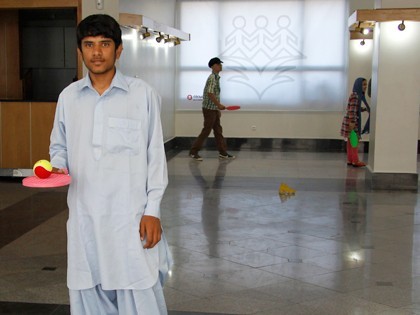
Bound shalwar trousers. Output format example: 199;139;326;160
346;140;360;164
190;108;227;155
69;280;167;315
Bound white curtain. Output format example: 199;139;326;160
176;0;348;111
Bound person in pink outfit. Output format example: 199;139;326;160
340;77;368;167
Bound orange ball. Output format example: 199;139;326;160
33;159;52;179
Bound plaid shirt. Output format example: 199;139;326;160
202;72;220;110
340;92;359;138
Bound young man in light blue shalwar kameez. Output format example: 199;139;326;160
49;14;172;315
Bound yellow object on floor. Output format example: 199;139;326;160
279;183;296;195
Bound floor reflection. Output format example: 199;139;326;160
188;159;232;257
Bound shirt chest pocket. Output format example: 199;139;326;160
106;117;141;155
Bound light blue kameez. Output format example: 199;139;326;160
50;70;172;313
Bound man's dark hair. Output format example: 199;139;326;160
77;14;122;50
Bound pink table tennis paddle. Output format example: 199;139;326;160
226;105;241;111
22;173;72;188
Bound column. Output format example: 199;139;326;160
366;1;420;190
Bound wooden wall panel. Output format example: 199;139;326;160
6;11;22;99
0;0;80;169
0;102;2;166
30;102;56;164
1;102;31;168
0;10;22;100
0;14;6;98
0;0;78;9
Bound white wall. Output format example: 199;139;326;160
348;40;373;94
80;0;379;142
368;0;420;172
348;0;374;97
175;0;377;140
177;110;343;139
350;0;374;11
380;0;420;8
82;0;177;142
368;20;420;173
82;0;119;20
118;0;177;142
83;0;419;143
119;0;175;23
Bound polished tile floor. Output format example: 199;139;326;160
1;149;420;314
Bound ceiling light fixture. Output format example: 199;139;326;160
155;32;164;43
398;20;405;31
140;28;151;39
119;14;191;47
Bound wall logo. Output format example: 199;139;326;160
187;94;203;101
221;15;306;99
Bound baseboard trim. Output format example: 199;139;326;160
169;137;354;152
366;168;418;191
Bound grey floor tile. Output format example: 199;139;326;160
2;150;420;314
255;278;339;304
350;285;418;308
216;268;290;289
261;261;332;281
301;293;395;314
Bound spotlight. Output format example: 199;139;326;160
166;38;181;47
360;39;365;46
362;28;370;35
156;33;164;43
140;28;151;40
398;20;405;31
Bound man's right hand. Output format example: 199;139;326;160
52;167;66;174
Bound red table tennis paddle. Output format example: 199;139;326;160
23;173;72;188
226;105;241;111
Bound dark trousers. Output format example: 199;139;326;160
190;108;227;155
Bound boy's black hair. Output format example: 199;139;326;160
77;14;122;50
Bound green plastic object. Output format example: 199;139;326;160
349;130;358;148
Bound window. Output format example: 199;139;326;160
176;0;348;111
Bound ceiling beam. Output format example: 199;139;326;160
349;8;420;29
0;0;78;9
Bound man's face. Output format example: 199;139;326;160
212;63;222;73
78;36;123;75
